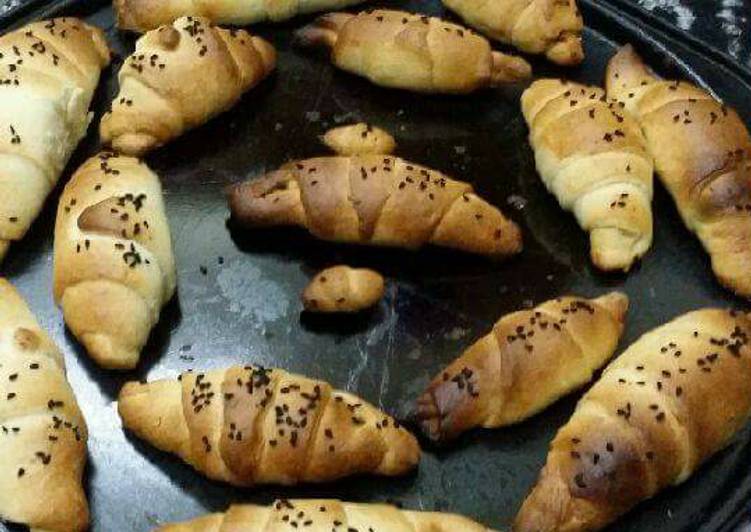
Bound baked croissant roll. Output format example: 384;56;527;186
322;122;396;155
302;265;385;312
0;279;89;531
522;79;654;271
227;155;522;258
295;10;532;94
156;500;490;531
417;292;628;443
118;365;420;486
100;16;276;156
115;0;368;32
53;153;177;370
605;45;751;297
0;18;110;263
442;0;584;65
514;307;751;531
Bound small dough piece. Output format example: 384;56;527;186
302;265;385;312
322;123;396;155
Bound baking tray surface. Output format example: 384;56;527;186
2;0;751;530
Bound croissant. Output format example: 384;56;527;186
118;364;421;486
0;279;88;531
0;18;110;263
605;45;751;297
100;16;276;156
156;500;491;531
514;307;751;531
322;122;396;155
302;265;385;312
115;0;368;32
227;155;522;258
295;10;532;94
417;292;628;443
53;152;177;370
442;0;584;65
522;79;654;271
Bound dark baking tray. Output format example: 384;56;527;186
2;0;751;530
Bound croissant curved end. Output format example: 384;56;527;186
592;291;629;325
490;52;532;85
107;131;162;158
251;36;277;75
0;239;8;263
80;332;140;370
293;13;354;49
590;227;650;273
415;385;452;443
545;33;584;66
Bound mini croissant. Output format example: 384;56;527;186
605;45;751;297
53;153;177;369
228;155;522;258
157;500;491;531
295;9;531;93
118;364;421;486
302;265;385;312
0;18;110;263
100;16;276;156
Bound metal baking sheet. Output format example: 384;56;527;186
2;0;751;530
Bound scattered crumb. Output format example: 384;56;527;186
507;194;528;210
445;327;469;340
305;111;321;122
546;274;554;281
274;122;283;132
454;145;467;155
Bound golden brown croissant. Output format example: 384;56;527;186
417;292;628;443
302;265;385;312
53;153;177;369
100;16;275;156
0;18;110;263
114;0;368;32
118;364;421;486
227;155;522;258
442;0;584;65
515;308;751;531
605;45;751;297
156;500;491;531
295;9;532;94
0;279;88;531
522;79;654;271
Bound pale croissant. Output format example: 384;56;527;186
0;18;109;263
295;10;532;94
156;500;491;531
417;292;628;442
605;45;751;297
100;16;275;156
0;279;88;531
522;79;654;271
118;364;420;486
227;155;522;258
115;0;368;32
53;153;177;370
515;308;751;531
